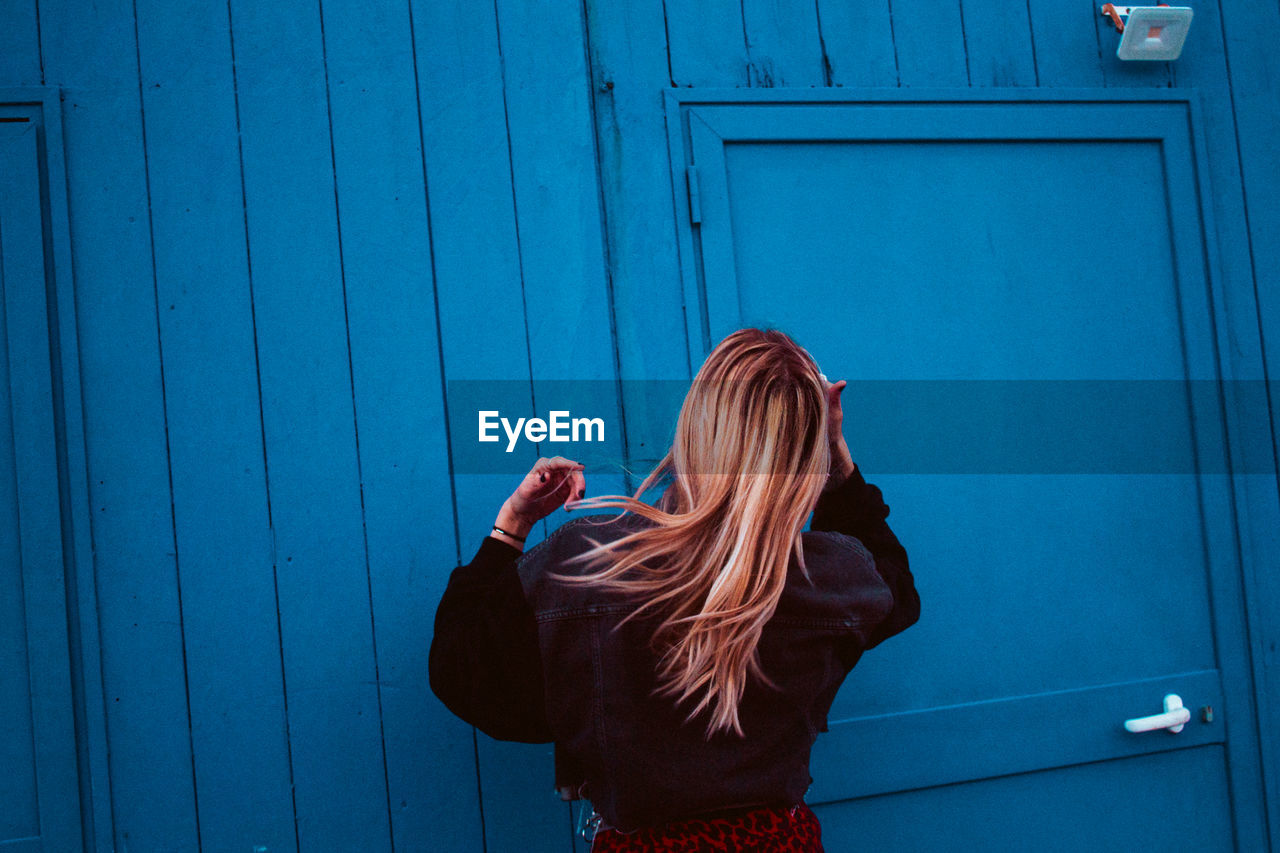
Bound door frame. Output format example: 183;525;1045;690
663;86;1277;850
1;87;111;852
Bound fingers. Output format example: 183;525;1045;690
825;378;846;409
826;381;848;447
564;468;587;509
533;455;585;474
529;456;586;510
532;455;585;483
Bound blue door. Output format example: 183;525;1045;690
662;91;1268;851
0;118;83;853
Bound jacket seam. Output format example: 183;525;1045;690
772;616;876;629
590;618;610;808
809;529;873;560
537;603;639;622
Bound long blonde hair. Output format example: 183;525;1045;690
548;328;832;740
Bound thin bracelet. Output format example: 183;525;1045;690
492;525;526;543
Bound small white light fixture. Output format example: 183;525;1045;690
1100;4;1194;60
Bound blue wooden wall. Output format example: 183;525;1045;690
1;0;1276;850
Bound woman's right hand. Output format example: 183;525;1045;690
503;456;587;528
823;377;856;485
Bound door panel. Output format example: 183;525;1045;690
816;745;1232;853
665;92;1264;851
725;137;1189;379
0;118;83;853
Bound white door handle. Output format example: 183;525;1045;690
1124;693;1190;733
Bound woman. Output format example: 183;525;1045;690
430;328;920;851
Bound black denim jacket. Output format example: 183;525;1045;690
429;465;919;833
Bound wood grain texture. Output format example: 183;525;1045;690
1027;0;1105;87
410;2;537;847
1173;1;1280;841
318;0;475;848
478;0;618;848
132;4;296;849
960;0;1036;86
38;2;198;849
227;0;393;847
0;0;1276;849
585;0;695;515
0;0;40;84
0;116;83;853
888;0;969;87
0;87;116;853
665;0;748;88
741;0;825;87
815;0;899;88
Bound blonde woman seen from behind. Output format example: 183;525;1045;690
430;328;921;851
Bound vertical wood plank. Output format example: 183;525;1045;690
408;0;538;539
25;89;117;853
889;0;969;87
664;0;748;87
1;118;84;853
1175;2;1280;845
584;0;696;502
22;0;1279;848
38;1;198;850
1027;0;1105;87
0;254;36;836
0;0;41;84
477;0;632;848
1203;0;1280;385
740;0;825;86
131;4;297;850
227;0;393;847
959;0;1036;86
815;0;898;88
498;0;620;391
317;0;478;848
408;0;536;847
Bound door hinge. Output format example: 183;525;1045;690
686;165;702;225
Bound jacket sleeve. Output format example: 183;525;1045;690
810;464;921;654
428;535;554;743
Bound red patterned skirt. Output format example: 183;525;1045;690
589;802;823;852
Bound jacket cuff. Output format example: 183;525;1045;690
811;464;885;531
830;462;868;495
474;535;523;567
816;463;868;510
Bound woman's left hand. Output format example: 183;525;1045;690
822;378;855;487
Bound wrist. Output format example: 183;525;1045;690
496;501;536;539
826;446;856;489
832;441;854;472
